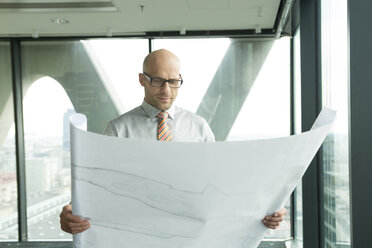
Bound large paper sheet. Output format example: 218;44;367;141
70;108;336;248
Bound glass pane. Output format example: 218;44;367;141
154;37;291;240
23;76;75;240
21;39;148;240
321;0;350;247
81;39;149;112
227;38;290;141
228;38;291;239
153;38;231;113
293;28;303;244
0;42;18;241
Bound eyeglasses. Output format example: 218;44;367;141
143;72;183;88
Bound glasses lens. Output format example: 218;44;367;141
168;80;182;88
151;78;165;87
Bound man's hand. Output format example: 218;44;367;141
261;208;287;229
60;204;90;234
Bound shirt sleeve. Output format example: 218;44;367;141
102;121;118;137
202;120;215;142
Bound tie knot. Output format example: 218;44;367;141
156;111;169;120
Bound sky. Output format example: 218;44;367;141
23;77;74;138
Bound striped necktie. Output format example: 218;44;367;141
156;111;173;142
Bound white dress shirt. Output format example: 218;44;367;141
103;100;215;142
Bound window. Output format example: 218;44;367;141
3;37;292;246
155;37;292;240
0;42;18;241
20;40;148;240
293;27;303;245
153;38;230;114
81;39;149;112
321;0;350;247
228;38;290;142
228;37;291;240
23;77;75;240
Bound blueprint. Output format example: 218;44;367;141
70;108;336;248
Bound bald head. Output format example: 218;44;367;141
143;49;180;75
139;49;181;111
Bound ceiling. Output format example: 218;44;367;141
0;0;283;37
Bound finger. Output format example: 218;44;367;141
60;216;89;231
262;219;280;226
280;208;288;215
62;204;84;222
262;220;278;229
267;216;284;222
62;204;72;213
266;225;278;229
266;221;280;226
61;221;90;234
63;212;87;223
61;225;72;234
270;208;287;218
69;224;91;234
264;215;283;222
62;219;90;228
262;220;280;227
275;208;287;217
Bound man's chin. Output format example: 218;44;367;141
156;102;172;111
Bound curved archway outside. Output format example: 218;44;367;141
23;76;75;240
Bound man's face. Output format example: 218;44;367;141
139;55;180;111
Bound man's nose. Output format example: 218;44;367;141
160;81;171;92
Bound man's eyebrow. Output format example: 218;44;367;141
152;75;180;80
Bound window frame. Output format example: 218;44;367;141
1;34;295;247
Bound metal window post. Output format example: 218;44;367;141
348;0;372;246
299;0;323;247
10;39;28;241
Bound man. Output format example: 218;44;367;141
60;49;287;234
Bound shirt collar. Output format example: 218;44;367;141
141;100;176;120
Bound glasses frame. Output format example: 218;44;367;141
142;72;183;88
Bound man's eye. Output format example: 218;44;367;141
152;79;164;83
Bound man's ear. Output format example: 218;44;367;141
139;73;145;86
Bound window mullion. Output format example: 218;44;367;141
10;39;28;241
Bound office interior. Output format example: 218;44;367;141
0;0;371;247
